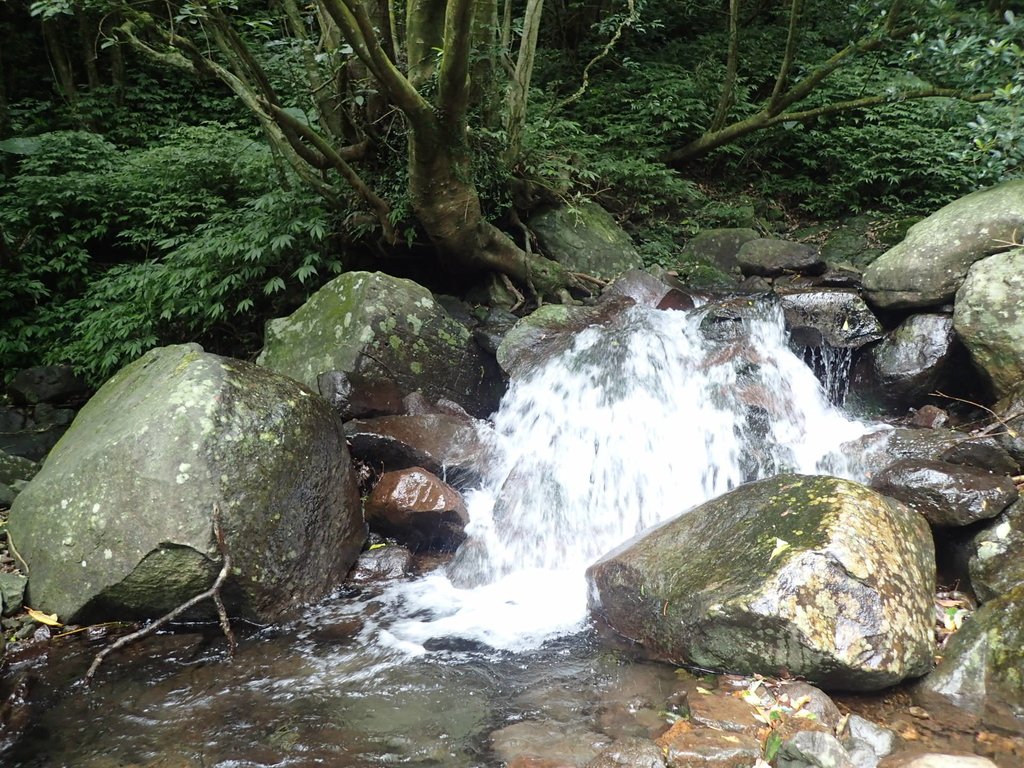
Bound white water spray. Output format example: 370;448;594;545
383;301;870;652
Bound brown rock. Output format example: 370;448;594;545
365;467;469;552
654;720;761;767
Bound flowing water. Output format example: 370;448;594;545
4;300;878;767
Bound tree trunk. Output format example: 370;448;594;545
408;124;570;296
42;19;77;105
407;0;447;88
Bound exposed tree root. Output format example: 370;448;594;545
83;510;236;685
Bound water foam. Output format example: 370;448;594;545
378;301;871;652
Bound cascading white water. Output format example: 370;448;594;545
381;300;871;653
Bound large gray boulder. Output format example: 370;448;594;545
953;247;1024;398
529;200;643;280
863;180;1024;309
7;344;365;623
257;271;503;418
684;227;760;275
587;475;935;691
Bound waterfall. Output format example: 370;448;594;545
381;301;871;653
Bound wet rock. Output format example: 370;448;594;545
914;583;1024;722
317;370;405;420
869;459;1017;527
953;247;1024;397
858;314;958;407
0;407;25;432
864;180;1024;309
678;681;762;735
344;413;488;488
991;383;1024;464
737;238;826;278
777;290;883;349
654;720;761;767
0;572;27;616
0;450;38;488
347;543;413;584
908;406;948;430
684;228;760;275
473;306;520;356
842;715;897;766
938;439;1019;476
777;682;844;731
603;269;687;309
496;296;635;379
696;295;773;343
6;344;365;623
7;365;90;406
881;754;997;768
777;730;856;768
257;271;504;418
849;428;963;477
530;200;643;280
585;737;666;768
364;467;469;552
587;475;935;691
814;265;864;288
967;499;1024;602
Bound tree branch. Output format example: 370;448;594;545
710;0;740;131
83;511;236;685
768;0;803;111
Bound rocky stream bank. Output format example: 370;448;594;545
2;181;1024;767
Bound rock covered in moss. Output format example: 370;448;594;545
587;475;935;691
736;238;825;278
968;499;1024;603
7;344;364;623
953;247;1024;398
257;271;503;418
529;200;643;280
864;180;1024;309
915;583;1024;721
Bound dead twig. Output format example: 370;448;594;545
929;390;1019;439
83;509;236;685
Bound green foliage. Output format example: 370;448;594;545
747;65;986;215
0;124;339;383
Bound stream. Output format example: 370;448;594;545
3;300;993;767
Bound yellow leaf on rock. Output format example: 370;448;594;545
26;608;63;627
769;538;791;561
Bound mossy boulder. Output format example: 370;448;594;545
915;583;1024;721
587;475;935;691
968;499;1024;603
863;180;1024;309
683;227;760;275
953;248;1024;398
257;271;503;418
529;201;643;280
7;344;364;623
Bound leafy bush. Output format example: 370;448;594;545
0;124;338;383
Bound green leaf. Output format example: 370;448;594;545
763;730;783;762
0;137;42;155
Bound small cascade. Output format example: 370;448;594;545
382;300;871;652
801;344;855;405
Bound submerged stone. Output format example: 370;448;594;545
587;475;935;691
6;344;364;623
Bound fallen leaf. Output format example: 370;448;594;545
26;607;62;627
769;538;791;561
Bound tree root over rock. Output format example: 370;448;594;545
83;510;236;685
